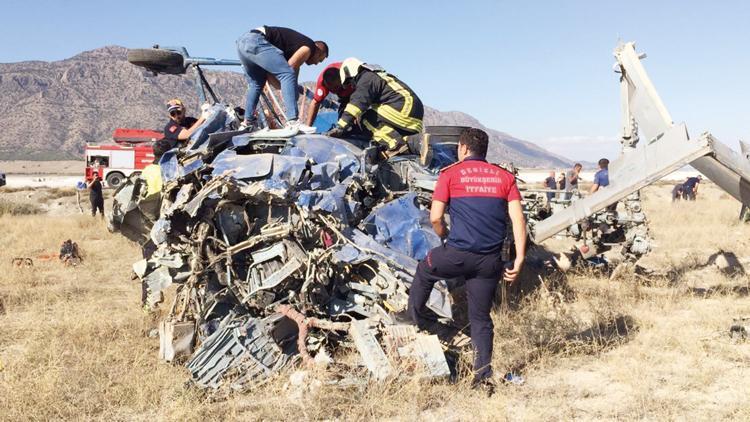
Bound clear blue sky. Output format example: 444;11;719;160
2;0;749;161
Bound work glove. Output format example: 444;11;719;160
323;127;346;138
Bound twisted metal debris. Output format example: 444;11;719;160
109;114;458;390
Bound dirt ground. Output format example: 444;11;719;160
1;184;749;420
1;160;82;175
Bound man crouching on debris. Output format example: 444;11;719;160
408;127;527;391
324;58;423;156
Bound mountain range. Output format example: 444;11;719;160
0;46;572;167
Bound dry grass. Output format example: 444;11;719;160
41;187;77;201
0;186;36;194
1;184;750;420
0;200;43;216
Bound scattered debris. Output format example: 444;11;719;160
11;257;33;268
502;372;525;385
59;239;82;267
730;317;750;341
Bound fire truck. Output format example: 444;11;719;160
85;128;163;188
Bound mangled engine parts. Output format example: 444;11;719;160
109;132;456;390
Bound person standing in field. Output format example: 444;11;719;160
87;173;104;217
544;171;557;202
564;163;582;200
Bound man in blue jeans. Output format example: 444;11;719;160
236;26;328;131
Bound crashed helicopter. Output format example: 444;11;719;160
108;42;750;390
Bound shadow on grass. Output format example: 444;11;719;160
658;250;747;285
505;314;639;375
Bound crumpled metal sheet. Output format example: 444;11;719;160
159;150;206;184
297;183;350;220
186;104;233;152
211;151;274;179
186;314;297;390
282;135;363;179
363;193;441;261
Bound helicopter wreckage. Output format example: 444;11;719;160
108;42;750;389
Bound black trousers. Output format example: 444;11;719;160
90;196;104;216
408;244;503;381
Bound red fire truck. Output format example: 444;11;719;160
85;128;164;188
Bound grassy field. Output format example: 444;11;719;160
1;184;749;420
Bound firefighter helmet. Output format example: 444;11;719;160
339;57;364;84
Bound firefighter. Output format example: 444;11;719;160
305;62;355;127
407;128;527;393
163;99;205;148
323;58;424;154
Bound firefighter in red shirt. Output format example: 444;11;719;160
408;128;527;392
305;62;355;127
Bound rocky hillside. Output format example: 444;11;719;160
0;46;571;167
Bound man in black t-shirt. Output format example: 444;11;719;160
87;173;104;217
236;26;328;131
163;99;204;148
682;175;702;200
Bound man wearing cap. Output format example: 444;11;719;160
163;99;205;148
305;62;355;127
236;26;328;131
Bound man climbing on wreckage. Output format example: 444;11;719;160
236;25;328;132
408;128;527;393
163;98;205;148
323;57;424;157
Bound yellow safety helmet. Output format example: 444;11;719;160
339;57;364;84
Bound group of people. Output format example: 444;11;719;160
236;26;424;153
543;158;610;204
160;26;425;155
